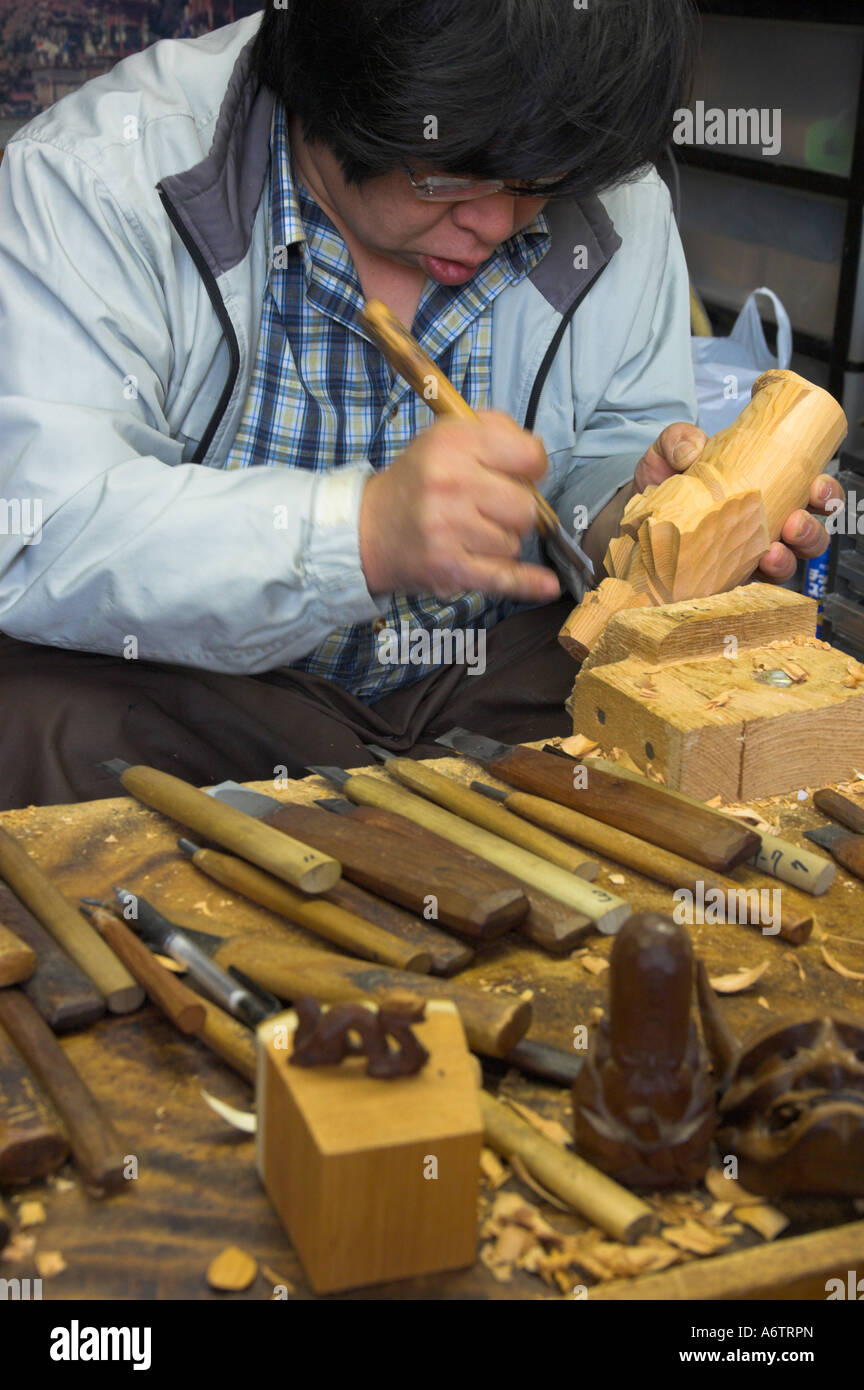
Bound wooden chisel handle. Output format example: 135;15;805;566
326;878;474;976
197;999;256;1085
383;758;599;879
265;801;525;937
184;844;431;973
335;772;631;933
0;826;143;1013
826;833;864;882
483;745;759;873
334;802;594;953
0;990;125;1194
0;884;105;1031
814;789;864;837
361;299;558;542
0;924;35;986
209;940;532;1059
87;908;206;1034
115;763;341;894
0;1021;69;1185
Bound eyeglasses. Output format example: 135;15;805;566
405;166;564;202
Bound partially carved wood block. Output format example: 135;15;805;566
566;585;864;799
696;964;864;1197
572;913;715;1189
560;370;848;661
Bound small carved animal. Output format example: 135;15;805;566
290;992;429;1079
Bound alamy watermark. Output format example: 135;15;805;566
673;101;782;158
376;619;487;676
673;882;782;936
0;497;42;545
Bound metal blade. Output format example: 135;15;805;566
315;798;356;816
542;525;595;591
470;781;509;804
307;766;351;787
434;728;514;762
804;826;849;852
99;758;132;778
366;745;396;763
204;779;282;818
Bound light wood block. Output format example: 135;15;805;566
256;1001;482;1293
567;585;864;799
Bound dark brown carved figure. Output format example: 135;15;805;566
290;992;430;1079
572;913;716;1188
696;962;864;1196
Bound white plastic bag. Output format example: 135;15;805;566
691;288;792;434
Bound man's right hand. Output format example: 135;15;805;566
358;410;562;602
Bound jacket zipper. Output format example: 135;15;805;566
157;183;241;464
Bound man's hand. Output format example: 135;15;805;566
634;422;845;584
359;411;562;601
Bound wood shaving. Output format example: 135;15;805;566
509;1155;573;1212
608;873;627;886
48;1177;75;1194
610;747;642;773
479;1241;516;1283
480;1147;509;1190
582;954;610;977
504;1099;571;1148
0;1233;36;1262
590;1006;605;1024
708;961;770;994
192;900;214;917
720;805;779;835
704;1169;764;1206
35;1250;67;1278
705;690;734;710
705;795;724;808
206;1245;258;1292
662;1220;733;1255
482;1192;564;1244
757;996;771;1010
734;1205;789;1241
550;733;600;758
16;1200;46;1228
785;951;806;982
777;662;809;684
821;945;864;981
261;1264;295;1293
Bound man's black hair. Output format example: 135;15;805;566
251;0;697;199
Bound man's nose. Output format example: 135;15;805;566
451;193;517;248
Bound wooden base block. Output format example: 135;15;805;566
256;1002;482;1294
567;586;864;800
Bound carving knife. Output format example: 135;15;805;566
202;781;527;938
307;766;631;934
317;798;596;954
360;299;595;592
434;728;760;874
803;825;864;883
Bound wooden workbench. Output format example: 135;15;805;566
1;757;863;1301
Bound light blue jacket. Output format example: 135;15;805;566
0;14;696;674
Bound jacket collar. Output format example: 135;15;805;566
159;35;621;305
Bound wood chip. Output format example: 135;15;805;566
261;1264;295;1293
608;873;627;886
610;748;642;773
206;1246;258;1292
705;690;734;710
785;951;806;983
479;1241;515;1283
704;1168;763;1206
582;954;610;977
480;1147;509;1190
757;996;771;1010
491;1224;537;1266
821;945;864;981
35;1250;67;1278
705;795;724;808
504;1098;571;1148
552;733;600;758
509;1155;573;1212
734;1205;789;1241
590;1006;605;1024
662;1220;732;1255
708;962;770;994
0;1232;36;1262
720;805;779;835
17;1200;46;1228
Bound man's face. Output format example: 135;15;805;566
295;130;548;285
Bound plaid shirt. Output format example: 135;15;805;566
226;104;551;699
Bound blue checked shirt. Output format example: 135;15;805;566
226;104;552;699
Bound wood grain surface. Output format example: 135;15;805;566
1;758;863;1300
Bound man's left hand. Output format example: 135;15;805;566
634;422;844;584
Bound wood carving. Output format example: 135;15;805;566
696;962;864;1197
560;370;848;660
572;913;715;1188
289;993;430;1079
566;585;864;800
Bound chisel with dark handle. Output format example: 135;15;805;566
320;799;595;953
813;789;864;838
0;884;105;1031
436;729;760;873
804;825;864;883
308;767;631;933
158;929;531;1060
0;1021;70;1185
324;877;474;976
262;800;526;938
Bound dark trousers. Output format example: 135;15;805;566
0;600;578;809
